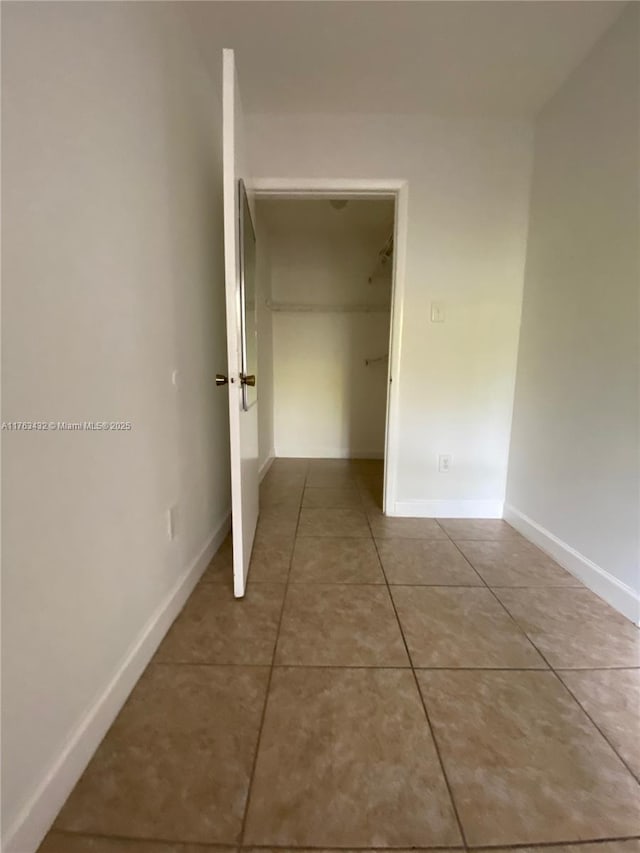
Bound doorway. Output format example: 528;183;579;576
253;179;408;515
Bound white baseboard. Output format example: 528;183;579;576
504;504;640;626
392;499;504;519
258;451;275;482
3;510;232;853
274;448;384;460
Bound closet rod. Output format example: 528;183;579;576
368;233;394;284
365;353;389;366
267;300;390;314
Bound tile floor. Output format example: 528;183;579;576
40;458;640;853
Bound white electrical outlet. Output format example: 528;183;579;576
438;454;452;473
167;505;178;540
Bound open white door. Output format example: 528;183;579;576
222;48;259;598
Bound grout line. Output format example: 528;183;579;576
246;844;640;852
292;580;484;589
444;537;552;665
553;665;640;671
441;535;527;543
469;836;640;851
210;579;589;591
153;660;272;668
552;673;640;784
237;459;309;846
286;581;483;588
153;660;576;672
383;582;487;588
478;584;585;589
363;500;470;851
262;471;640;828
51;825;640;851
169;481;640;835
445;536;640;786
154;661;556;671
52;466;639;850
50;827;236;849
241;846;464;851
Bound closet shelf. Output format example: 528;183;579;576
267;300;390;314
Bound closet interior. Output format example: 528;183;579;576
256;197;395;464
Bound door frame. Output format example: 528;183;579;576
253;177;408;516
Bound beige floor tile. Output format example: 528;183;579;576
259;484;303;509
55;664;268;844
275;584;409;666
370;516;447;540
306;470;358;487
417;670;640;846
297;507;371;538
155;583;284;665
263;462;308;488
355;473;384;492
354;459;383;472
359;491;385;510
558;668;640;778
309;458;353;469
244;667;462;847
306;461;357;484
456;539;578;587
290;537;385;584
248;537;293;582
377;539;483;585
254;516;297;546
438;518;521;541
365;504;384;517
349;458;384;474
358;483;384;511
258;504;300;524
494;587;640;668
200;534;232;584
270;457;309;472
392;587;545;668
39;833;229;852
302;487;362;508
261;473;306;491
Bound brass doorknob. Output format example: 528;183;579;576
240;374;256;387
216;374;228;386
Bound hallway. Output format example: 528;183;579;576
39;458;639;852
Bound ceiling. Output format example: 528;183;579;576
257;198;395;239
187;1;626;117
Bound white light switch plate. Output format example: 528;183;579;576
431;302;445;323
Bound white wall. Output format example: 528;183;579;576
256;224;275;470
505;6;640;622
248;115;533;515
1;3;230;849
259;199;393;458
